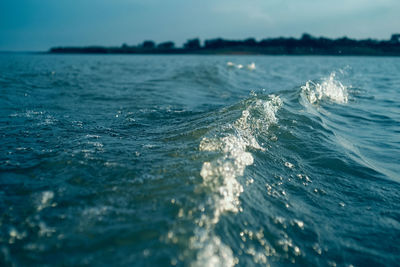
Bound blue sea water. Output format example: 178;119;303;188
0;54;399;266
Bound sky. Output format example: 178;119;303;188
0;0;399;51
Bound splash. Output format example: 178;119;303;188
226;62;256;70
199;95;282;222
301;72;348;104
191;95;282;266
247;62;256;70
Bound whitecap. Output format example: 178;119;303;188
247;62;256;70
191;94;283;266
301;72;348;104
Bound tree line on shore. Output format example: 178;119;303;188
50;33;400;55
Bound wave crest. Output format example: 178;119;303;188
192;94;282;266
301;72;348;104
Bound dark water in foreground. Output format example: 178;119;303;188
0;54;399;266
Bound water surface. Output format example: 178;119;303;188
1;54;399;266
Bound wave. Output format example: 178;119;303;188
301;72;348;105
170;69;393;266
2;55;399;267
191;95;282;266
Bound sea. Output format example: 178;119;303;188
0;54;399;266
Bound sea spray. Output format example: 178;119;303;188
301;72;348;104
2;55;399;267
190;95;282;266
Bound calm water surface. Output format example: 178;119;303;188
0;54;399;266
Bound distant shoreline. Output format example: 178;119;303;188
49;33;400;56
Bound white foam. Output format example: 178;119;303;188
247;62;256;70
191;231;237;267
226;62;256;71
199;95;282;220
192;95;283;266
301;72;348;104
285;162;294;169
37;191;54;211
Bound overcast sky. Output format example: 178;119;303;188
1;0;399;51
